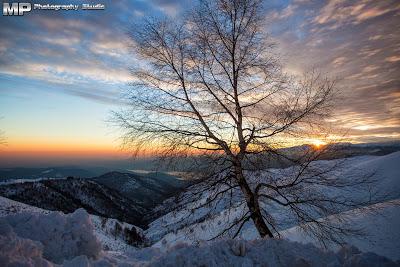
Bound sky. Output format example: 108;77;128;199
0;0;399;167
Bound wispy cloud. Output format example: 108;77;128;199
313;0;399;28
268;0;400;142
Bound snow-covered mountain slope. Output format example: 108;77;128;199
146;152;400;254
91;171;187;211
340;151;400;196
0;178;149;226
0;152;399;266
90;215;146;252
0;171;188;227
281;199;400;261
1;204;398;266
0;196;145;252
133;239;400;267
0;195;49;216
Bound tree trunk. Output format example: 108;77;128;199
234;164;274;238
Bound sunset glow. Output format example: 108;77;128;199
310;140;327;149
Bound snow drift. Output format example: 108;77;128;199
0;208;102;265
140;239;399;267
0;225;53;267
1;207;399;266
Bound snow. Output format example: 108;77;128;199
90;214;145;252
0;227;54;267
0;196;144;254
139;238;399;267
0;208;102;263
282;199;400;261
0;195;50;216
147;152;400;254
0;152;399;266
1;209;399;267
342;151;400;196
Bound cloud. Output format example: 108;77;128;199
355;6;396;22
0;5;136;100
313;0;400;29
149;0;184;17
89;32;130;58
385;56;400;62
268;4;296;21
358;47;381;57
267;0;400;142
331;57;346;67
60;85;128;106
0;61;131;85
368;35;383;41
0;0;399;143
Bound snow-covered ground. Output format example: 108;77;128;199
147;152;400;258
282;199;400;261
0;196;143;253
0;152;399;266
150;198;400;260
0;195;50;216
1;207;398;266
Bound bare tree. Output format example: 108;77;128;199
115;0;386;243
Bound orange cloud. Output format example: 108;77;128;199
385;56;400;63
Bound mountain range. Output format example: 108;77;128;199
0;171;188;227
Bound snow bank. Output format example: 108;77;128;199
0;208;102;264
0;207;398;266
282;199;400;261
0;196;144;253
137;238;399;267
0;221;53;267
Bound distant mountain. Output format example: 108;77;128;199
91;171;187;209
340;141;400;156
279;141;400;157
251;141;400;169
0;167;97;181
0;178;149;227
0;171;188;228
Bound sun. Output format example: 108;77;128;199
310;139;326;149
